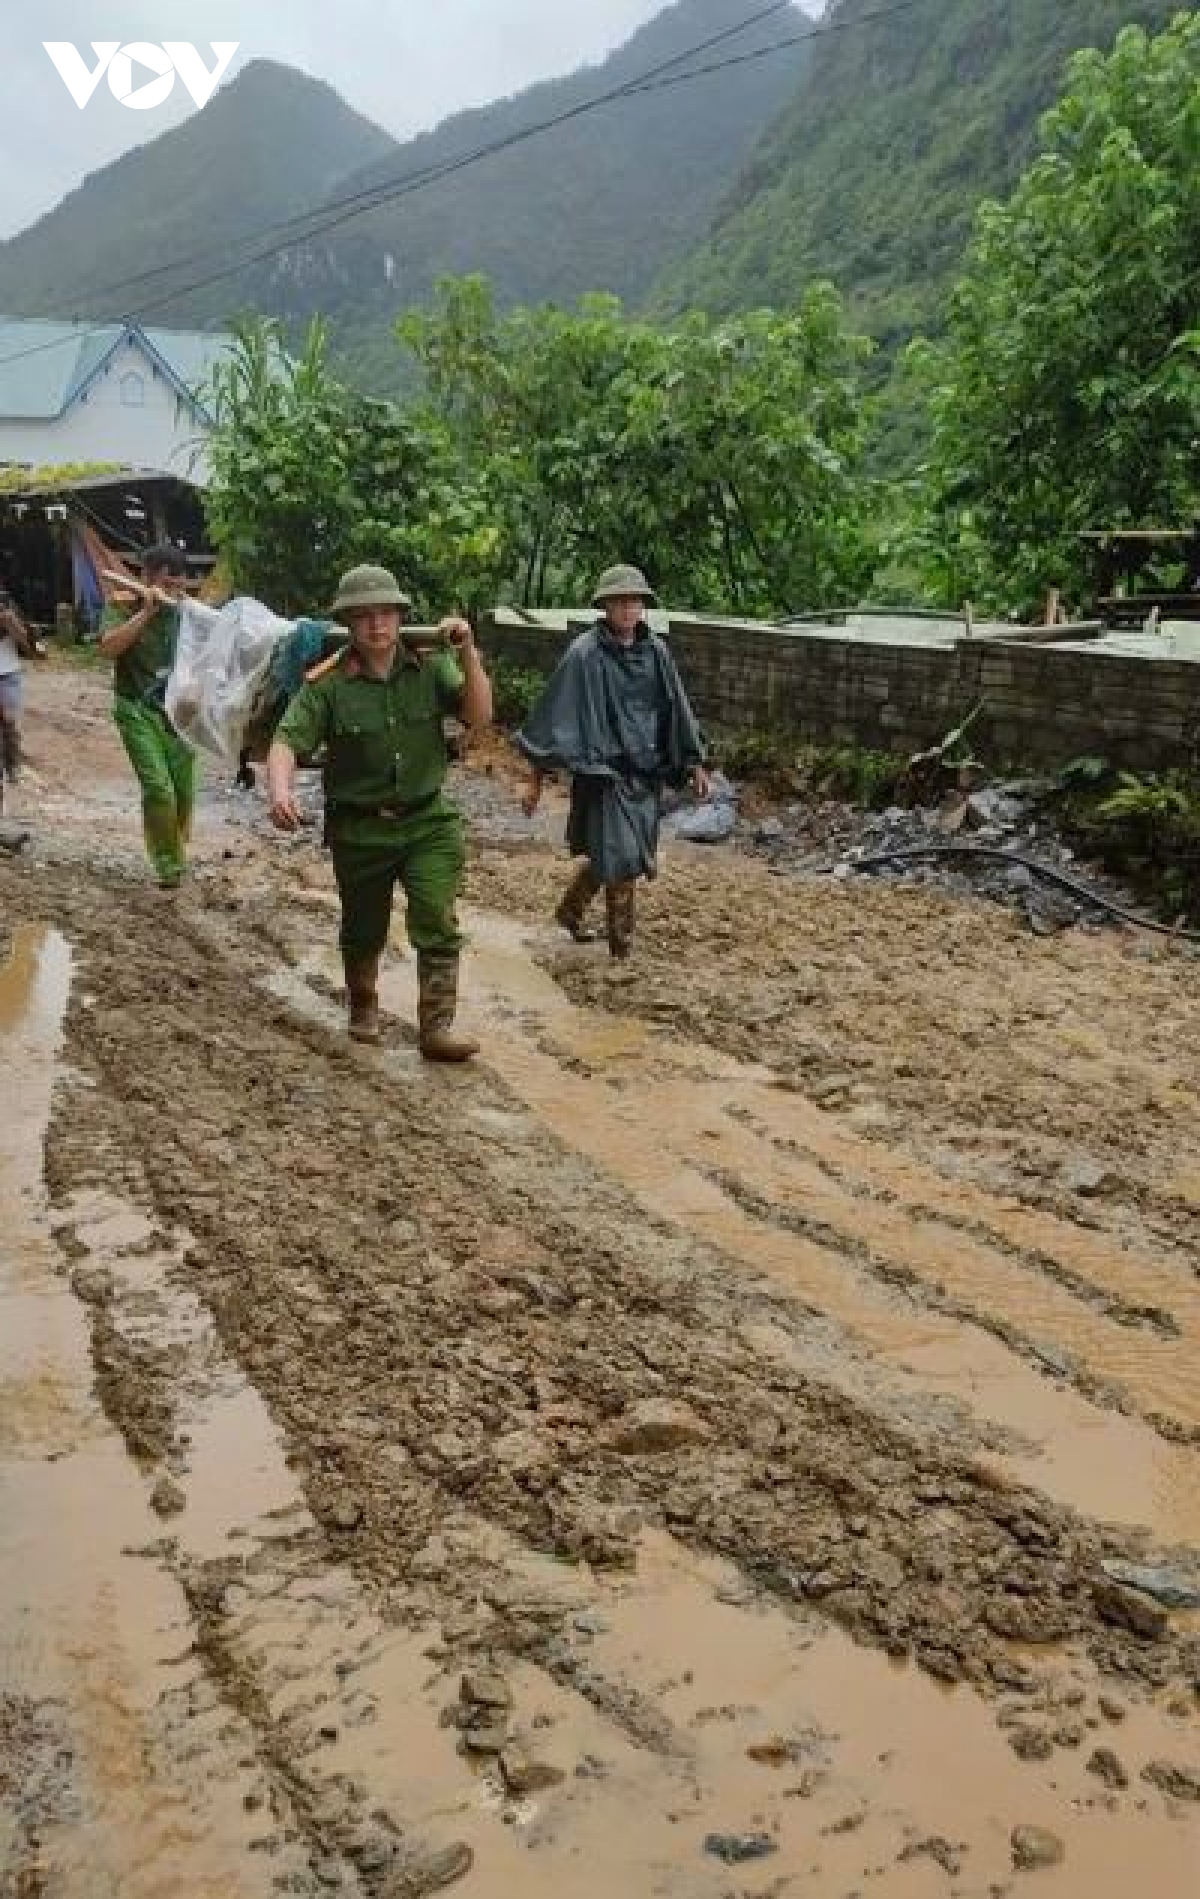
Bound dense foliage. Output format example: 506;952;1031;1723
921;15;1200;610
203;319;500;617
399;275;874;614
662;0;1179;350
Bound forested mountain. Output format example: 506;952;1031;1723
0;1;810;390
0;61;396;326
662;0;1183;348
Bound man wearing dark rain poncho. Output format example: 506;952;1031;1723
519;565;710;960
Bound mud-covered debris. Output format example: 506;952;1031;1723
70;1265;116;1306
1098;1695;1128;1723
379;1840;474;1897
1091;1578;1170;1641
704;1832;778;1864
1086;1748;1129;1790
500;1747;565;1796
607;1398;711;1455
1011;1825;1065;1871
1101;1559;1200;1610
1142;1761;1200;1804
149;1476;186;1518
462;1722;508;1756
746;1737;803;1768
326;1498;363;1533
898;1836;964;1875
461;1670;513;1712
1008;1726;1054;1762
1059;1157;1119;1198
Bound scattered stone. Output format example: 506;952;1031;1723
756;819;785;843
149;1476;186;1518
1059;1157;1117;1198
1008;1727;1055;1762
1087;1748;1129;1791
607;1398;711;1455
1091;1578;1169;1641
1142;1761;1200;1804
379;1841;474;1897
70;1265;116;1306
898;1837;963;1876
326;1499;363;1534
1100;1559;1200;1611
1011;1826;1065;1872
461;1671;513;1713
704;1833;778;1865
1098;1696;1128;1724
461;1724;508;1756
747;1737;801;1768
499;1747;565;1796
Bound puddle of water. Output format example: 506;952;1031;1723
577;1532;1200;1899
0;932;310;1897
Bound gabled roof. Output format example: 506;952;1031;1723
0;317;236;421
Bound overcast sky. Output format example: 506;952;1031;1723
0;2;817;239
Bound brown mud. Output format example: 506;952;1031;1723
2;665;1198;1896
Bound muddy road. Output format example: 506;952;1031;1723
2;662;1199;1897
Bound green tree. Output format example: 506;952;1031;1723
203;317;502;617
923;15;1200;612
401;276;874;615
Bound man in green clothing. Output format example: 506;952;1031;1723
99;542;196;888
267;564;493;1061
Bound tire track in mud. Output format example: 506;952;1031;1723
4;856;1199;1714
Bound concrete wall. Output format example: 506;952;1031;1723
0;337;211;481
479;612;1200;773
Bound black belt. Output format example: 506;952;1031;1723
327;792;438;821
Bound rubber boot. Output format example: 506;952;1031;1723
344;953;381;1045
605;881;636;961
417;952;480;1063
554;863;601;942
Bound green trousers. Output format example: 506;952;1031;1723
329;799;466;963
112;697;197;885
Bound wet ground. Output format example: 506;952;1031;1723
1;662;1199;1897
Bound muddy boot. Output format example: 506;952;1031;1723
554;864;601;942
344;954;381;1045
417;952;479;1063
0;719;20;787
605;880;636;961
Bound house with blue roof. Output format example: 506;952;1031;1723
0;317;235;483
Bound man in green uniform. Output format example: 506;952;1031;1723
99;542;196;888
267;564;493;1061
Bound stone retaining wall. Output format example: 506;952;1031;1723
479;612;1200;772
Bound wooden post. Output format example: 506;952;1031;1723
962;599;974;639
1043;587;1060;627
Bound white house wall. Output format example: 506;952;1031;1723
0;337;212;481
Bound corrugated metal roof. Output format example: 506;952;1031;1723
0;317;235;419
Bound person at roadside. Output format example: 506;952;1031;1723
99;542;196;889
0;585;36;814
266;564;493;1061
518;563;709;960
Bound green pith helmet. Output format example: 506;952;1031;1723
592;563;658;607
331;563;413;617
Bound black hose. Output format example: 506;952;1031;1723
842;843;1200;942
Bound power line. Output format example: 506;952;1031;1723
36;1;801;315
0;0;933;364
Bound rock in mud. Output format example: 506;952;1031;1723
704;1833;779;1865
380;1841;474;1897
1091;1578;1170;1641
462;1722;508;1756
149;1475;186;1518
1100;1559;1200;1610
1142;1761;1200;1804
1086;1748;1129;1790
499;1747;565;1796
70;1264;116;1306
1011;1825;1065;1872
461;1670;512;1712
607;1398;711;1455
